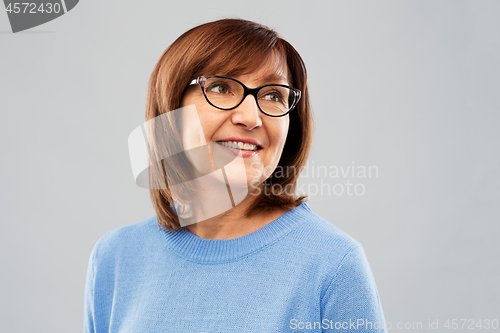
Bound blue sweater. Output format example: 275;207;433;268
84;203;387;332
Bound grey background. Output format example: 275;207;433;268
1;0;499;332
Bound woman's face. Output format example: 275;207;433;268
179;60;290;190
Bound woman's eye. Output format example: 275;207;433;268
264;92;282;103
207;84;229;94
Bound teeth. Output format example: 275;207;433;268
218;141;259;151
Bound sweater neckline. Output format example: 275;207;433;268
160;202;312;264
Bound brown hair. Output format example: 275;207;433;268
145;18;314;231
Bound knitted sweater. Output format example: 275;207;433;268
84;202;387;332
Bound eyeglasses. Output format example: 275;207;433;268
188;75;301;117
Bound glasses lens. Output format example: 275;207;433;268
258;85;297;116
204;77;244;109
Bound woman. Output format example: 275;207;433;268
84;19;387;332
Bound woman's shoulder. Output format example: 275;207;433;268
293;202;362;250
284;202;365;270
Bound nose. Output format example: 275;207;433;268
230;94;262;130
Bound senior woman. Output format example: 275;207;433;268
84;19;387;332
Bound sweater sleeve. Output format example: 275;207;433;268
320;245;387;332
83;244;97;333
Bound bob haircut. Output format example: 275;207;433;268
145;18;314;231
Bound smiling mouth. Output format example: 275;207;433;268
216;141;262;151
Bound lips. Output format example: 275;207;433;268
213;136;264;158
215;141;261;157
217;137;263;149
217;141;260;151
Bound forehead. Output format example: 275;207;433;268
251;57;289;83
234;62;289;86
202;50;290;85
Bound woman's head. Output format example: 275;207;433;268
146;18;313;231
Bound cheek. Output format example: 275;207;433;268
180;104;224;177
181;105;207;149
270;118;290;152
197;110;222;143
181;100;220;147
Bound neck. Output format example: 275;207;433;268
185;186;287;239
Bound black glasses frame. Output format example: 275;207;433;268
189;75;301;117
